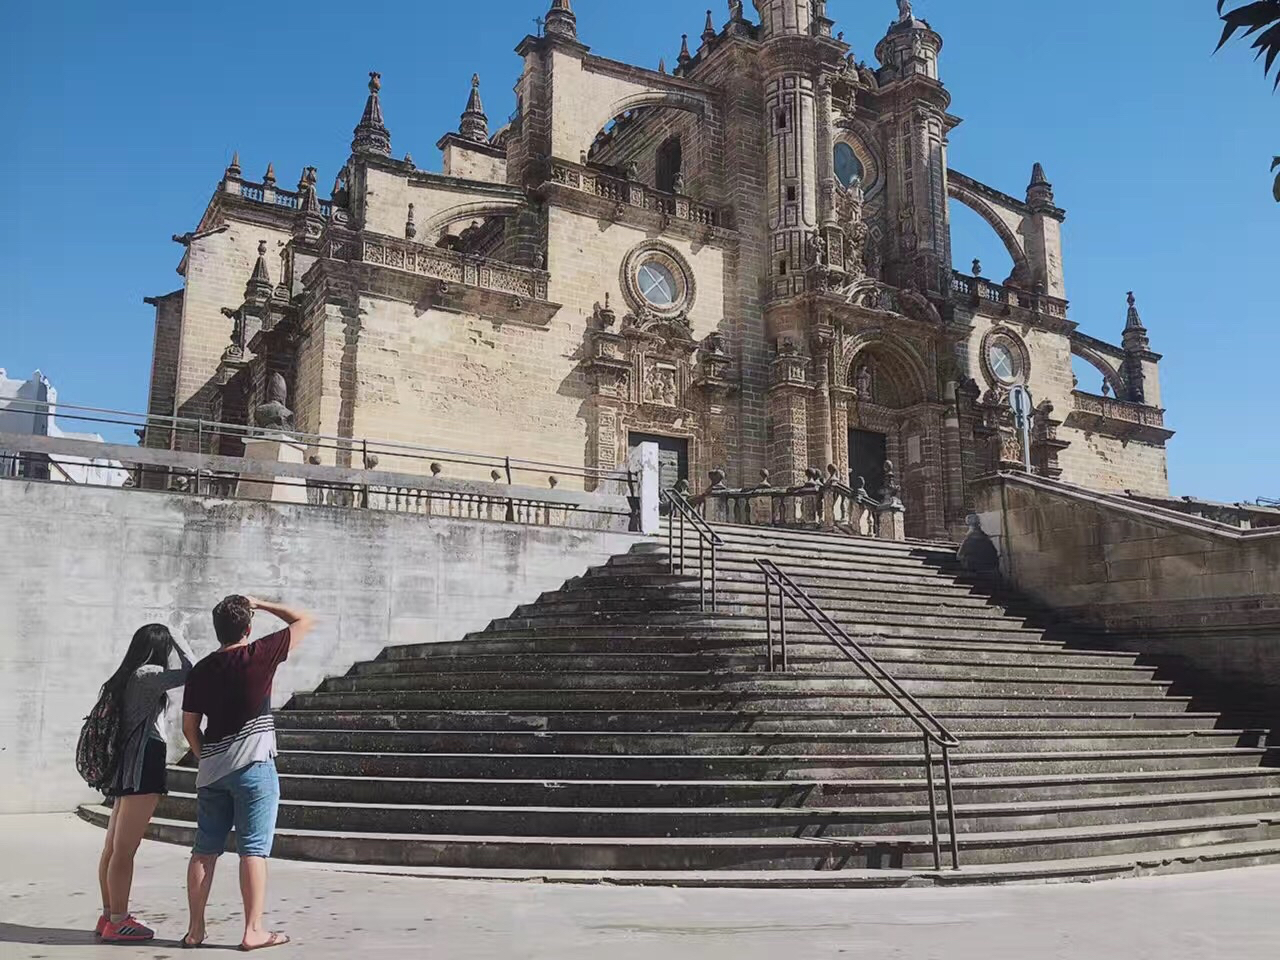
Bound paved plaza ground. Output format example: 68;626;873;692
1;814;1278;959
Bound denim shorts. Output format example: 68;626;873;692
192;760;281;858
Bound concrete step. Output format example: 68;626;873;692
270;746;1271;780
322;669;1173;699
274;727;1247;758
149;789;1280;841
483;612;1059;643
289;688;1196;715
349;652;1159;683
273;708;1225;734
395;631;1135;661
167;765;1280;808
77;804;1280;877
526;591;1047;629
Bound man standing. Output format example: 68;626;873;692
181;595;315;951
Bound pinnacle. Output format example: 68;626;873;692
678;34;692;67
702;9;716;44
460;73;489;143
352;70;392;156
1125;291;1146;332
1030;162;1050;187
226;151;241;178
544;0;577;40
263;162;276;185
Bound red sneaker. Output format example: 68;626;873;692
94;915;109;938
102;915;156;943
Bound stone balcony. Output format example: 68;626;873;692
226;177;333;219
1067;390;1174;443
320;227;561;326
950;270;1069;324
545;160;727;241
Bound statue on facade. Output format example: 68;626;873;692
855;364;874;403
897;0;914;23
253;372;294;431
804;230;828;267
729;0;744;22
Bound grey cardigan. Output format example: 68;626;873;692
116;638;196;793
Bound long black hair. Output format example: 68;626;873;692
100;624;174;709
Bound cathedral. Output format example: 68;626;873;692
141;0;1173;540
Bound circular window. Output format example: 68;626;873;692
637;260;677;308
620;241;696;318
834;142;864;188
980;328;1031;388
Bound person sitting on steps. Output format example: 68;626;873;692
181;595;316;952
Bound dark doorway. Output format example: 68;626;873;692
629;432;689;492
849;429;887;498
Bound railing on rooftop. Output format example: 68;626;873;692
549;160;719;229
1071;391;1166;429
950;270;1068;320
237;182;333;219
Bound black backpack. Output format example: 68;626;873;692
76;691;123;793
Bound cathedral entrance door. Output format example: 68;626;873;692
849;429;887;497
628;432;688;492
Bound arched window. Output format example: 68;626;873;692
656;136;683;193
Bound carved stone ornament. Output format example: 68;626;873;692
253;372;294;431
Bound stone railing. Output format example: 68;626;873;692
0;431;636;533
235;180;333;218
323;229;551;303
950;270;1068;320
549;160;719;228
1072;391;1166;428
688;467;906;542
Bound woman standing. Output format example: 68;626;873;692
94;624;195;943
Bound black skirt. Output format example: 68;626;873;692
106;738;168;798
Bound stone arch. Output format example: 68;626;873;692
1071;341;1127;397
843;333;932;408
580;89;715;159
947;181;1032;286
421;199;523;240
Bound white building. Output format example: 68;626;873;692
0;369;127;486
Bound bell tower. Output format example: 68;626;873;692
754;1;840;300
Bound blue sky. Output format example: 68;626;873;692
1;0;1275;502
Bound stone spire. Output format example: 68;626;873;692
677;34;692;69
1027;162;1055;209
226;151;241;179
544;0;577;40
1122;292;1151;403
262;162;276;187
701;9;716;44
1124;291;1146;334
459;74;489;143
351;71;392;157
245;240;274;302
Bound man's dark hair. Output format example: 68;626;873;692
212;595;254;646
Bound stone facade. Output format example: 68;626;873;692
143;0;1173;539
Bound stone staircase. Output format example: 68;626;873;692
80;523;1280;885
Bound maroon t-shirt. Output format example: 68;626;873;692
183;629;290;787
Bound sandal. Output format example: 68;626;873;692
239;932;290;952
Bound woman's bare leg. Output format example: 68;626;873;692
106;794;160;918
97;804;119;917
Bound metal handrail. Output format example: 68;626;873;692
661;487;723;613
754;557;962;871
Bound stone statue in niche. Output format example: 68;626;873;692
804;230;828;267
844;220;870;278
253;372;294;431
855;364;874;403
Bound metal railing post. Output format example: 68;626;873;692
923;736;942;872
780;590;789;672
942;744;960;870
698;531;706;611
711;541;718;614
764;575;775;673
667;500;675;574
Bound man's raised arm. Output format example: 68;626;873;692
246;597;317;653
